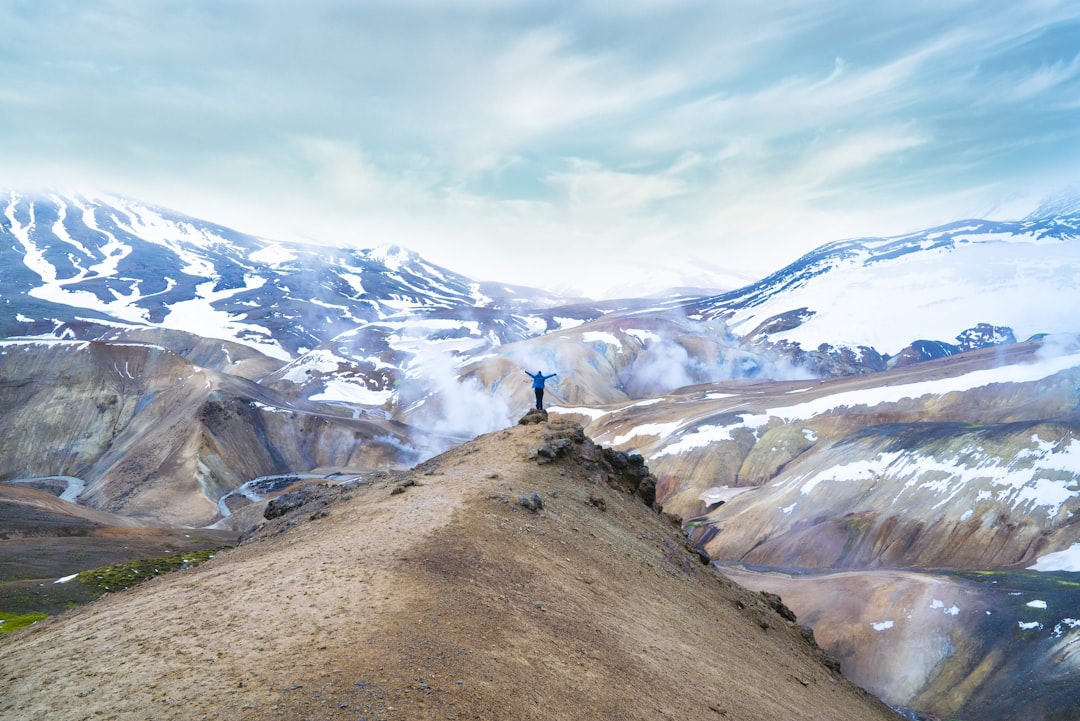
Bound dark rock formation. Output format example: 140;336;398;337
263;483;330;520
955;322;1017;351
518;492;544;512
887;325;1014;369
519;408;549;425
599;448;658;508
887;339;961;368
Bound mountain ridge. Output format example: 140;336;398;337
0;416;902;721
0;190;584;360
682;210;1080;361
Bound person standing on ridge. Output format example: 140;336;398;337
525;370;558;410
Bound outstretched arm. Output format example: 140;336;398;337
544;372;558;380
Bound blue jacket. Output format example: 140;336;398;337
526;371;557;388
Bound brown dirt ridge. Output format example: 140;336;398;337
0;413;902;721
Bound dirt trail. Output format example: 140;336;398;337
0;418;901;720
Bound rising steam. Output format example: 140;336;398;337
394;346;515;459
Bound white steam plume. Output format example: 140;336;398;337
1037;333;1080;362
396;347;514;459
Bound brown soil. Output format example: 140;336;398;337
0;417;901;721
0;482;236;600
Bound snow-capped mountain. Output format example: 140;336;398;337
0;190;702;425
0;191;584;360
685;206;1080;360
8;187;1080;720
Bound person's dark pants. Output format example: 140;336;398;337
534;388;544;409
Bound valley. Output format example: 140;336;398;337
3;190;1080;719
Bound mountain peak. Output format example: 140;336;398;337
362;243;419;271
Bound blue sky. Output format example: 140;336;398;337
2;1;1079;296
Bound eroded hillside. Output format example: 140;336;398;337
0;416;900;721
0;338;434;527
574;338;1080;720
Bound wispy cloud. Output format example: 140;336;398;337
1;1;1078;295
546;159;688;211
996;53;1080;102
486;28;684;138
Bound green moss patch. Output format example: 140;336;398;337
75;548;226;594
957;569;1080;590
0;611;49;634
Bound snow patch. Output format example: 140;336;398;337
624;328;661;344
551;406;610;420
612;421;683;445
930;600;961;616
699;486;755;506
1030;542;1080;572
581;331;621;346
553;316;586;330
311;379;392;406
248;243;297;265
655;414;769;457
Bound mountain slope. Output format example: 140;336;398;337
0;191;577;359
685;209;1080;360
0;338;431;527
570;337;1080;719
0;417;900;721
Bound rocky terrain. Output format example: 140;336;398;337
0;416;901;721
577;337;1080;720
0;337;436;527
6;189;1080;719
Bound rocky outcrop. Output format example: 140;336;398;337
525;414;659;509
599;447;658;508
887;323;1018;369
956;322;1018;352
887;339;961;368
518;408;549;425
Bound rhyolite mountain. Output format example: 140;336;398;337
0;337;437;527
6;188;1080;720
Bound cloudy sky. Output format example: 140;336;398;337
2;1;1079;296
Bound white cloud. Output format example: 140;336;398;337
1;1;1079;296
997;53;1080;102
486;28;684;137
546;159;688;211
